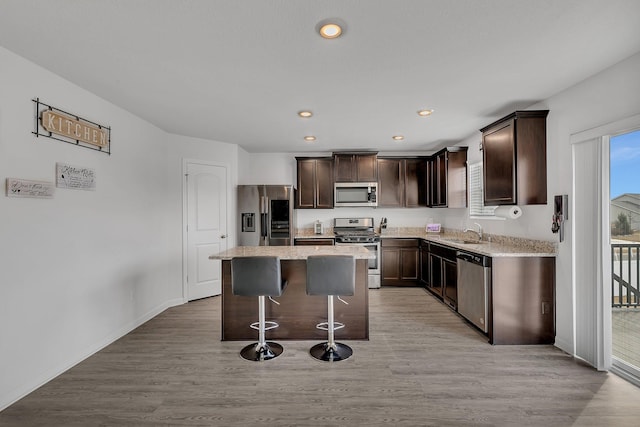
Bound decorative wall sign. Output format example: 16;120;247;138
32;98;111;155
56;163;96;190
6;178;55;198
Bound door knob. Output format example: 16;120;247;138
220;234;227;239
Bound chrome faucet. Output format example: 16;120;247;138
464;222;483;241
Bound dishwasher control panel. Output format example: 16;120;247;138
456;251;491;267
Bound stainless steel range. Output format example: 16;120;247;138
334;217;381;288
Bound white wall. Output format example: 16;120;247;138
0;47;177;409
238;150;297;185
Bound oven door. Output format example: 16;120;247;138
335;241;380;275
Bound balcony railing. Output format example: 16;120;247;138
612;243;640;308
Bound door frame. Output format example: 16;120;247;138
182;158;232;303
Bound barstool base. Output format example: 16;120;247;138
310;342;353;362
240;342;283;361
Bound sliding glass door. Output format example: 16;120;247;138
610;129;640;381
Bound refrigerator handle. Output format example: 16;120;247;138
260;196;268;239
261;213;268;239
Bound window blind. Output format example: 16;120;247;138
468;162;497;217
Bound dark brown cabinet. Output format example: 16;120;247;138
334;152;378;182
422;239;555;345
429;147;467;208
419;240;430;287
381;239;419;286
377;158;402;207
427;242;457;309
490;257;555;345
480;110;549;206
377;158;427;208
295;157;333;209
294;238;335;246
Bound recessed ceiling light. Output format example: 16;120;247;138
417;109;434;117
304;136;316;142
392;135;404;141
319;23;342;39
298;111;313;118
316;18;346;39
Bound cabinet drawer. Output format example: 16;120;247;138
429;242;457;260
381;238;419;248
295;238;335;246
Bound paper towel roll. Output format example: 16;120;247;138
494;205;523;219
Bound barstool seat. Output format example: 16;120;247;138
306;255;356;362
231;256;287;361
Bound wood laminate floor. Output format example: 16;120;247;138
2;287;640;426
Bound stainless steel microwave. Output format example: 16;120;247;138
334;182;378;207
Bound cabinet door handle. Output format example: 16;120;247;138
220;234;227;239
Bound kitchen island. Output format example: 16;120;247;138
209;246;374;341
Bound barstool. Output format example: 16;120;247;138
231;256;287;361
306;255;356;362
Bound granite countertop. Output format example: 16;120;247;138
379;228;557;257
294;229;335;239
209;245;375;260
294;234;335;239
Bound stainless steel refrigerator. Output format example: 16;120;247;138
237;185;295;246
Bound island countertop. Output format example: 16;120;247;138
209;245;375;260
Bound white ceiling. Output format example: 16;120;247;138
1;0;639;153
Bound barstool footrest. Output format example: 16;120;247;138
249;321;279;331
309;342;353;362
315;321;345;332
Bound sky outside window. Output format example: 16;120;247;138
610;129;640;199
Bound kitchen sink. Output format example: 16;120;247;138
442;238;487;245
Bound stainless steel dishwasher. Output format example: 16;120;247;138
456;251;491;333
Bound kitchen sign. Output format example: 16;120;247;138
42;110;107;148
32;98;111;155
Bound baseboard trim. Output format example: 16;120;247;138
1;299;183;411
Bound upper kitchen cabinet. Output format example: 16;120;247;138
377;157;428;208
480;110;549;206
429;147;468;208
296;157;334;209
334;152;378;182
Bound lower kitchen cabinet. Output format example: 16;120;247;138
381;238;419;286
420;239;555;345
442;258;457;309
427;242;457;308
489;257;555;345
419;240;430;287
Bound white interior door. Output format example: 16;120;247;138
185;162;228;300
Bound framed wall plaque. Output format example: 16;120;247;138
56;163;96;190
6;178;55;198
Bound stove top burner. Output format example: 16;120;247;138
334;230;375;236
334;230;380;243
333;217;379;243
